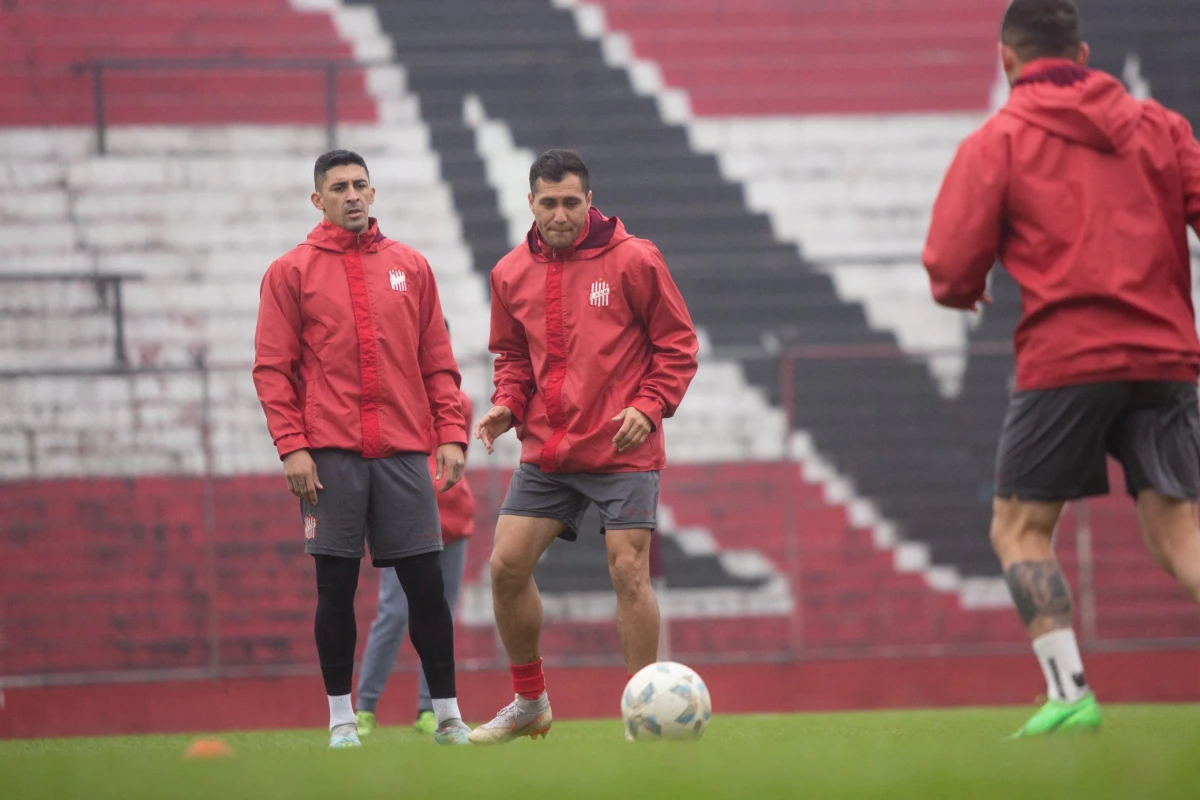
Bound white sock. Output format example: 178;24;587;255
328;694;356;731
1032;629;1089;702
431;697;461;726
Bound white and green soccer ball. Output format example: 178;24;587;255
621;661;712;741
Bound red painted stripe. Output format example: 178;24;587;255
5;650;1200;739
539;261;569;471
341;253;384;458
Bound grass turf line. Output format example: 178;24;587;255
3;706;1200;799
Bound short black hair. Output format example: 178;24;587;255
314;149;369;190
529;148;589;194
1001;0;1081;61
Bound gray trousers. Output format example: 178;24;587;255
356;537;469;715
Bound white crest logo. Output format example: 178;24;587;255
589;280;610;308
389;269;407;292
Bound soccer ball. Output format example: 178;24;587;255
621;661;712;741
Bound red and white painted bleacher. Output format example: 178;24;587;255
3;0;1200;738
0;0;840;689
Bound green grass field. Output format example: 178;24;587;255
3;706;1199;799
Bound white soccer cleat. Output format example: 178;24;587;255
467;693;553;745
329;723;362;749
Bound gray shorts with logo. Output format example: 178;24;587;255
499;463;659;541
301;449;442;564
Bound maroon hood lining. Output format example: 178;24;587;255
527;207;619;256
1012;64;1091;89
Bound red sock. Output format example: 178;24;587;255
626;674;635;684
511;658;545;700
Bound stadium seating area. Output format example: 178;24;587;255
2;0;374;126
3;0;1200;682
591;0;1003;115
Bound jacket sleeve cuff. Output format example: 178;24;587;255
436;425;469;449
493;395;526;428
276;433;311;460
630;396;663;431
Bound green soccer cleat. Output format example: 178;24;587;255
414;710;437;735
433;718;472;746
1010;693;1102;738
355;711;377;737
329;723;362;749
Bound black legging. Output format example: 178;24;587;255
313;552;456;699
314;555;360;696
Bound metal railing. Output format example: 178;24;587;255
73;53;573;155
79;58;350;155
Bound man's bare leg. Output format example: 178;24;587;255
488;514;563;664
605;528;659;673
469;514;562;745
1137;490;1200;605
991;497;1070;639
992;497;1100;736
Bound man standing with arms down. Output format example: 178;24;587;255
924;0;1200;737
355;324;477;737
470;149;698;745
254;150;471;748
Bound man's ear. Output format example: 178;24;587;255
311;191;324;211
1000;43;1022;84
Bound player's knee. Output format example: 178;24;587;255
608;551;649;600
989;499;1055;561
988;516;1018;558
489;549;533;595
314;555;359;604
391;552;445;606
1138;493;1200;578
1144;522;1195;577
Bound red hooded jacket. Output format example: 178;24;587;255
254;218;466;460
924;59;1200;390
489;208;698;473
432;390;475;543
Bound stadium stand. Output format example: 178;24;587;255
355;0;1006;580
3;0;1200;686
0;0;805;677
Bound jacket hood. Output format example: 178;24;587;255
1002;59;1142;153
526;207;631;262
305;217;389;253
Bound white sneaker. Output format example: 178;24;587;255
467;693;552;745
329;723;362;749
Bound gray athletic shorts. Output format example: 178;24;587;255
995;381;1200;501
301;449;442;564
499;463;659;541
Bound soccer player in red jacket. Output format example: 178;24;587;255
253;150;471;748
924;0;1200;737
469;149;699;744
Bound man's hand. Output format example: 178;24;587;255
283;449;322;505
612;407;653;453
435;443;466;494
971;291;994;313
474;405;515;455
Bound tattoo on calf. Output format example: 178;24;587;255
1003;560;1073;628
